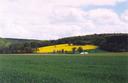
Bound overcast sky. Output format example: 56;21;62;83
0;0;128;40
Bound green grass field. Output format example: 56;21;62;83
0;53;128;83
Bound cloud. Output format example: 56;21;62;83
51;8;127;34
0;0;127;39
87;9;120;25
85;0;126;6
44;0;126;6
121;10;128;22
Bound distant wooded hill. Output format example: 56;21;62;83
0;33;128;53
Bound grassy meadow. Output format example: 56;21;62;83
0;53;128;83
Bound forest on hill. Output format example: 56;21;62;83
0;33;128;53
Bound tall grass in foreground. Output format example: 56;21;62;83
0;53;128;83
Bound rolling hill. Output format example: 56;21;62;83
0;33;128;53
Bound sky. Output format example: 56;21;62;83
0;0;128;40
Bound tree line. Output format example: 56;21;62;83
0;33;128;53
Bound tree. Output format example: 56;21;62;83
72;47;76;54
100;35;128;52
77;47;84;53
61;49;65;54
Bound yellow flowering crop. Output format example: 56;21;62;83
36;44;97;53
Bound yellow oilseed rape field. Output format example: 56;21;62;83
36;44;97;53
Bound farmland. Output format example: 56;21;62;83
36;44;97;53
0;53;128;83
